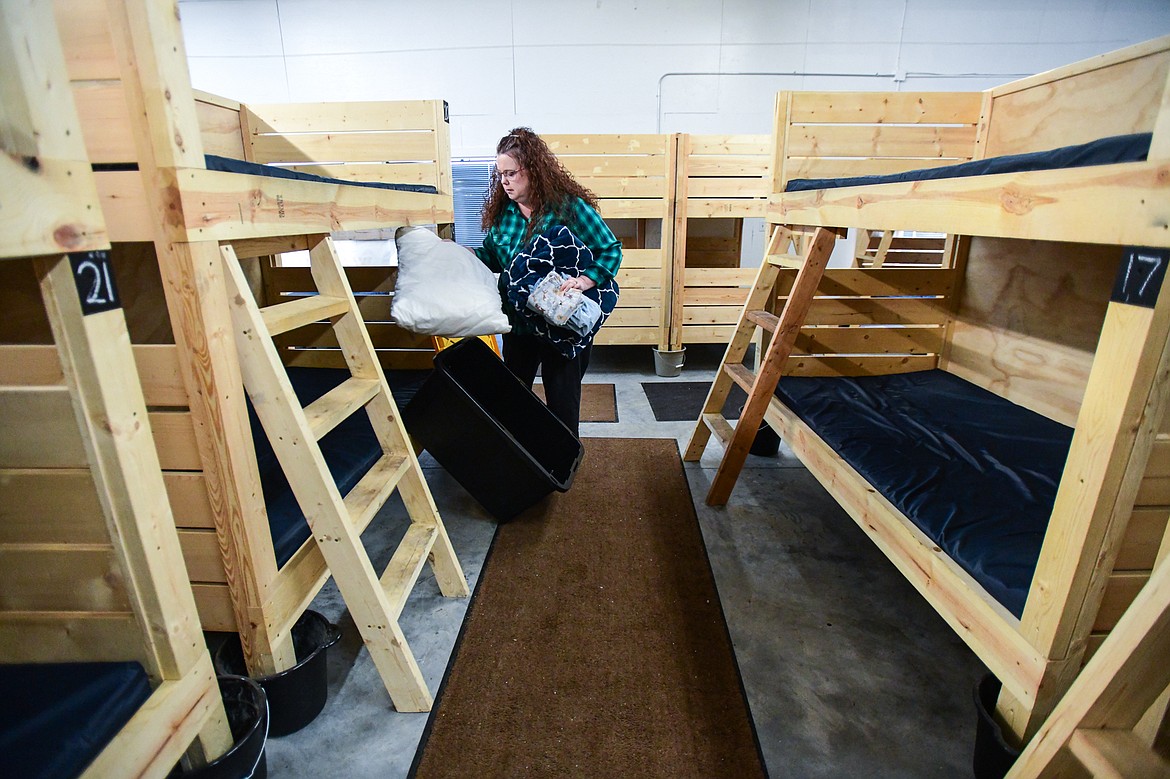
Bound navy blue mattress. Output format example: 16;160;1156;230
772;370;1074;617
784;132;1151;192
204;154;439;194
0;661;151;778
251;367;431;567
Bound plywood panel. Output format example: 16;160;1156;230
986;44;1170;156
944;238;1119;425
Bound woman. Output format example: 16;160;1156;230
474;128;622;436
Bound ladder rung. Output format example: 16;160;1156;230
304;378;380;440
767;253;804;269
702;412;736;445
261;294;350;336
344;453;411;533
745;309;780;333
724;362;756;394
1069;729;1170;778
381;523;439;620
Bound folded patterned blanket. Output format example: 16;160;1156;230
499;226;619;359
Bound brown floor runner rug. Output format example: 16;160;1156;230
410;438;766;778
533;382;618;422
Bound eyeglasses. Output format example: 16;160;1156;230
498;167;524;181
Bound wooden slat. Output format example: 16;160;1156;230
558;156;670;178
0;469;106;544
1116;508;1169;570
191;584;237;632
543;134;671;155
345;454;412;533
164;471;216;530
784;124;978;159
683;267;759;286
71;82;137;164
1093;571;1150;632
0;386;87;468
250;131;438;165
686;156;771;177
684;199;769;218
1068;728;1170;778
793;325;944;356
0;612;139;662
779;354;939;376
148;411;202;471
592;327;661;346
287;162;437;185
771;161;1170;248
686;135;772;155
244;100;442;133
304;377;380;440
175;168;455;243
787;91;984;124
785;157;961;181
685;178;772;198
177;529;228;584
775;268;956;297
381;524;438;620
0;544;129;612
261;294;350;335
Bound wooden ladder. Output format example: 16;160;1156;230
1007;557;1170;778
682;226;837;506
221;236;469;712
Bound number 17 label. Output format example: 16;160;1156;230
1112;247;1169;309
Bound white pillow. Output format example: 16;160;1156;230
391;227;511;336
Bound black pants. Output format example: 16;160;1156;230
503;332;592;437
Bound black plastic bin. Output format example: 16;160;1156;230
170;675;268;779
973;673;1021;779
402;337;585;520
214;610;342;737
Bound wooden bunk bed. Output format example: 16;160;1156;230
0;1;233;774
43;0;469;713
669;133;773;352
686;35;1170;746
544;134;678;364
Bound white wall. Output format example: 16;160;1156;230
178;0;1170;157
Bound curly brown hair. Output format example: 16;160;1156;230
480;127;599;235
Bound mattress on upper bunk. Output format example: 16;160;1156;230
772;370;1074;618
783;132;1151;192
249;366;432;567
0;661;152;778
204;155;440;194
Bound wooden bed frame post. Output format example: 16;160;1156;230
1009;265;1170;741
36;253;235;767
101;0;294;672
668;132;688;353
1006;558;1170;778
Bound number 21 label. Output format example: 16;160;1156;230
69;250;121;315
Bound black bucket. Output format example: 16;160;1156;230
739;406;782;457
214;610;342;737
171;675;268;779
973;674;1021;779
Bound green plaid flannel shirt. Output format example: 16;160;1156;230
474;198;622;286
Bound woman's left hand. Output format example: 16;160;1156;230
560;275;597;294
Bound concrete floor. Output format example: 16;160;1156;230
260;344;988;778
